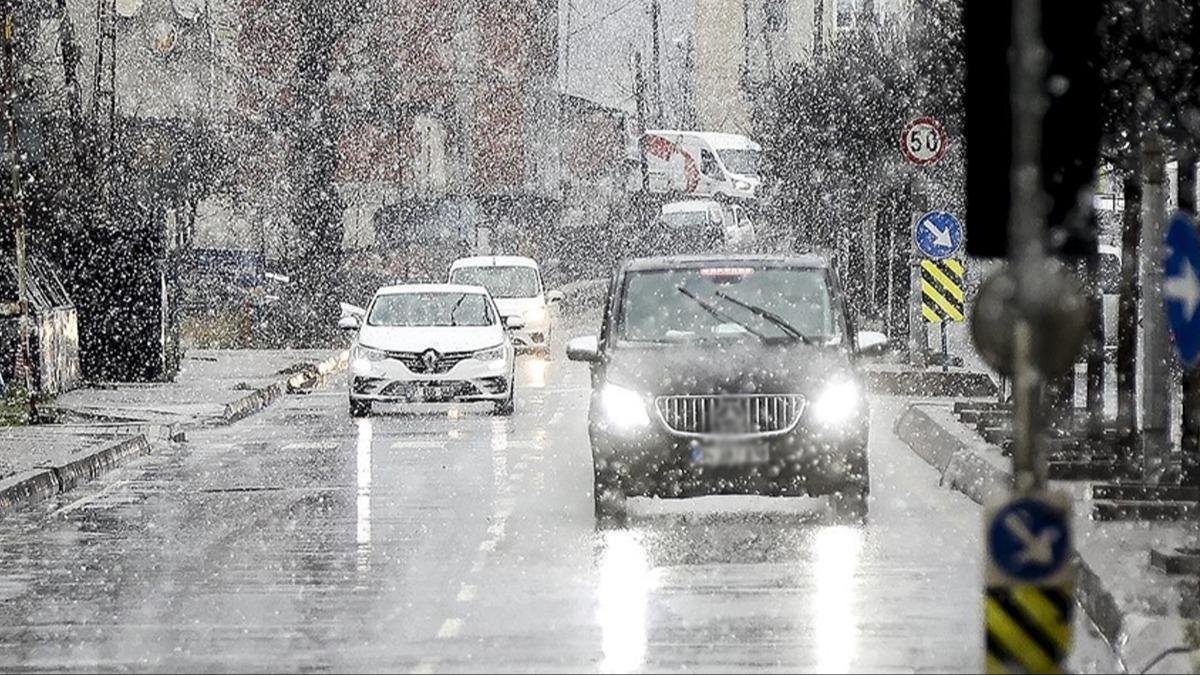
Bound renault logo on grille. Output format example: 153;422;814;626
421;349;441;370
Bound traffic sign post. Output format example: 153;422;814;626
901;116;949;166
984;492;1074;674
914;210;963;260
920;258;966;373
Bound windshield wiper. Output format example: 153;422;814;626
711;290;819;345
675;285;769;340
448;294;468;326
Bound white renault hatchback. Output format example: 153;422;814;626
339;284;521;417
448;256;563;354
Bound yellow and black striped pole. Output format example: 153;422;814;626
920;258;966;323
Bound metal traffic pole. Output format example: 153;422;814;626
980;4;1077;673
1008;0;1049;494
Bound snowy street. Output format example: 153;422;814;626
0;346;1116;672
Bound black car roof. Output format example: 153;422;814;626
620;254;831;272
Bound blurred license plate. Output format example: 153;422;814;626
403;384;457;401
692;444;770;466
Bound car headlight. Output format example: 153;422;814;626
473;344;505;362
734;180;752;191
352;344;387;375
600;383;650;430
810;380;861;427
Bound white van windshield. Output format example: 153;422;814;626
719;148;761;175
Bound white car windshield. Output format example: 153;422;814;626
367;292;496;327
619;266;836;343
451;266;541;298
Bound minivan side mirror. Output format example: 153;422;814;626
566;335;601;363
546;290;565;304
338;315;361;331
503;315;526;330
855;331;890;357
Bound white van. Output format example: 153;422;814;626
448;256;563;354
659;200;757;251
642;130;762;201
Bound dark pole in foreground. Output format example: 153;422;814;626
1;3;34;420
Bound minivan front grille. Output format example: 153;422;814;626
655;394;805;437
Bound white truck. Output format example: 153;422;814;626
641;130;762;201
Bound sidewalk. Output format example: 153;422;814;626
0;348;347;514
895;401;1199;673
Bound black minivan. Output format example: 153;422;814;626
567;255;889;523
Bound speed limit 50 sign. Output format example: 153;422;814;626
901;116;948;166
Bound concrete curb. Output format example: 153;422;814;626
217;350;349;425
0;350;350;519
52;434;152;494
893;403;1194;673
865;368;998;397
0;434;152;518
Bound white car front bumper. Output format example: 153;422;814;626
349;354;512;402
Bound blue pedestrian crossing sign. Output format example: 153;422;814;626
1165;210;1200;367
914;210;963;260
986;494;1071;584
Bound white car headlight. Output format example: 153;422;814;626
600;383;650;430
352;345;387;375
473;344;505;362
810;380;861;427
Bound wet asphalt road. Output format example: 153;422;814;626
0;353;1117;673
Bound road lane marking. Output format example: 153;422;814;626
436;618;463;639
456;584;476;602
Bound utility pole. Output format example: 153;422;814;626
1141;132;1170;476
632;49;652;250
2;2;34;419
1179;152;1199;485
649;0;662;126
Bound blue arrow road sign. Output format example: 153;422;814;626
914;210;963;259
987;497;1070;582
1165;210;1200;367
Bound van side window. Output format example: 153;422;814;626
700;149;721;178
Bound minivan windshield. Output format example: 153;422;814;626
367;292;495;327
717;148;760;176
618;266;836;343
450;266;542;298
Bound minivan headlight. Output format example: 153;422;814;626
810;380;860;427
600;383;650;430
474;344;505;362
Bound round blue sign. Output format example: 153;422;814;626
987;497;1070;581
914;210;963;260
